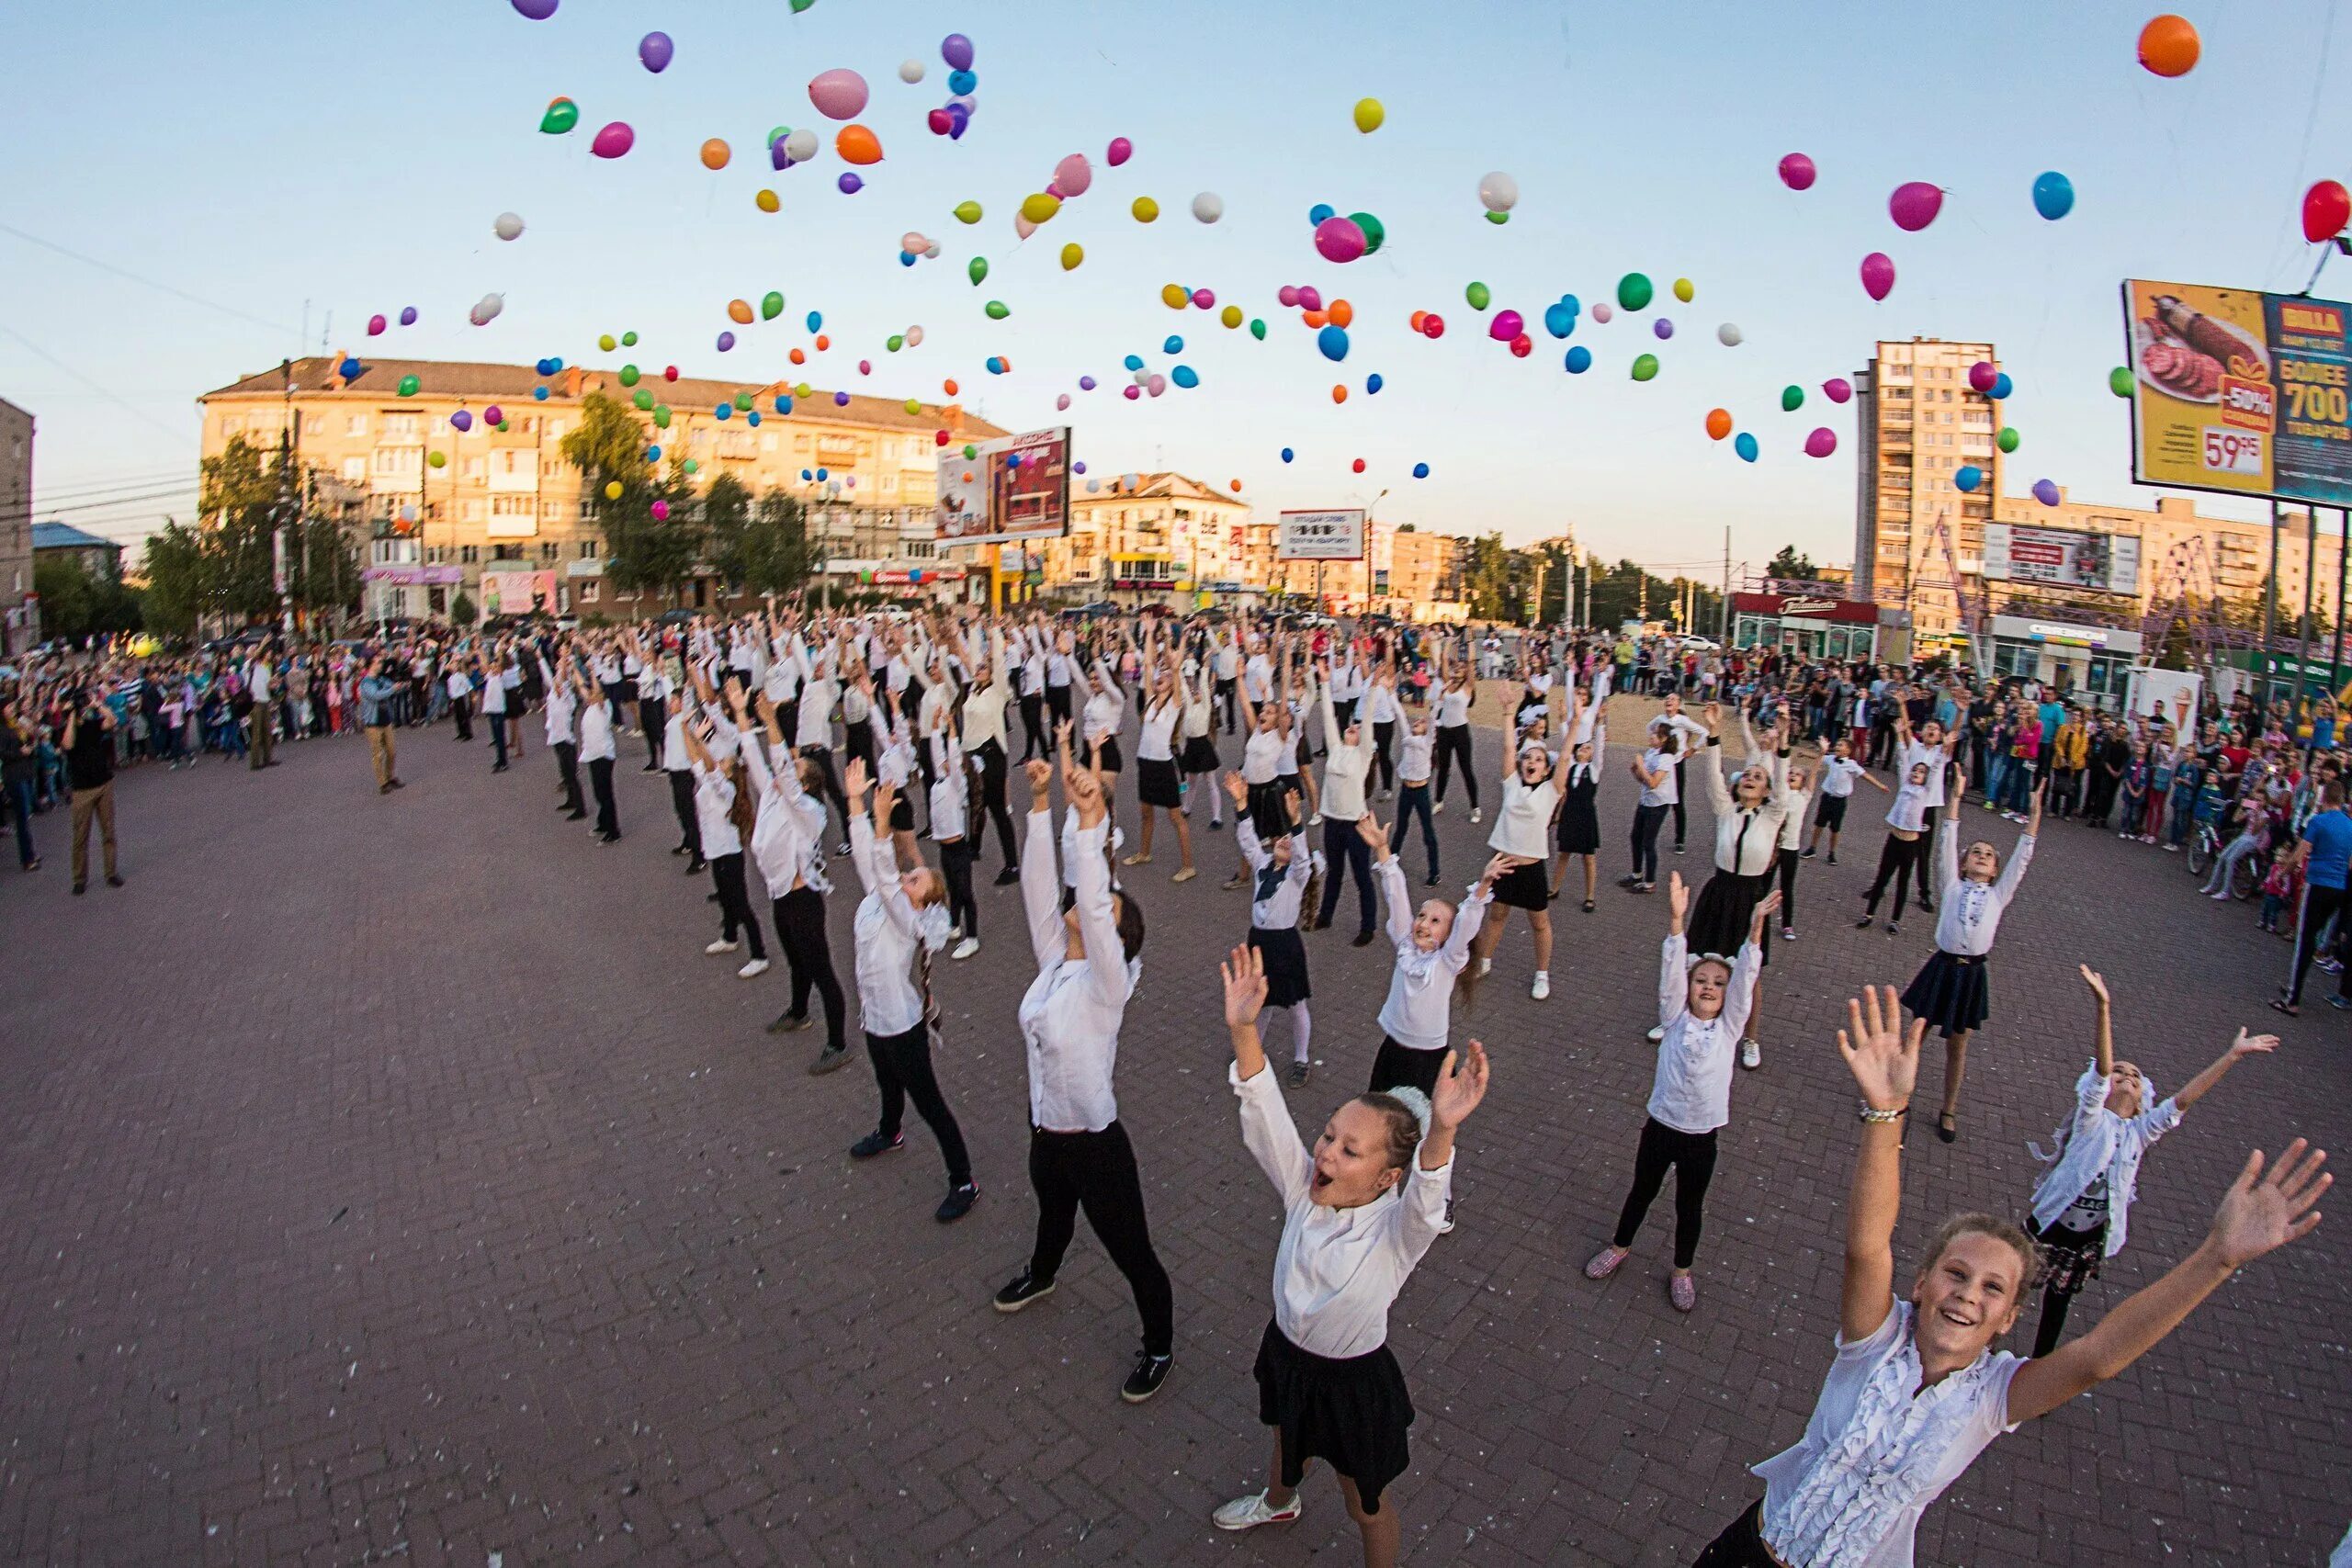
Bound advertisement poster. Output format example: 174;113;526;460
1982;524;2141;594
2123;279;2352;505
934;426;1071;547
480;570;558;618
1277;509;1365;560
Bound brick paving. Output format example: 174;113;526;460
2;708;2348;1567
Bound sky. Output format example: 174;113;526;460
3;0;2348;585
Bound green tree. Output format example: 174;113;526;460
1464;532;1529;623
1767;544;1820;581
140;520;210;637
743;488;812;599
700;472;756;591
451;589;478;627
199;434;287;625
33;556;141;642
560;393;659;597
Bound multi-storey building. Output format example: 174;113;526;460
1988;488;2338;625
1850;338;2004;635
1052;472;1253;603
0;397;35;652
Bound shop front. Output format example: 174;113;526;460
1731;592;1885;662
1985;614;2143;708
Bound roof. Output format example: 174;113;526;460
201;356;1007;437
33;520;119;552
1072;471;1240;505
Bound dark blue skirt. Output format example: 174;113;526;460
1903;948;1990;1037
1254;1319;1414;1514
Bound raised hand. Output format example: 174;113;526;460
1478;852;1517;889
1430;1040;1490;1129
1751;887;1783;929
843;756;870;800
1222;770;1248;807
1356;812;1389;850
2205;1140;2329;1268
1702;701;1722;732
1221;942;1268;1030
2079;964;2109;1006
1837;986;1924;1112
1023;757;1053;803
2227;1028;2279;1061
1668;870;1689;922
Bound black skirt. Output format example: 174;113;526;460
1556;798;1600;855
1254;1319;1414;1515
1903;948;1990;1037
1093;735;1124;774
1137;755;1182;808
1249;924;1312;1008
1689;868;1773;967
1180;733;1221;773
1492;859;1549;911
1247;780;1295;839
888;794;915;833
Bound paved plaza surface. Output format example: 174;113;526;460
4;711;2349;1567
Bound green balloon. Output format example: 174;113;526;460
652;405;673;428
622;331;639;347
968;256;989;286
1250;317;1267;340
1485;210;1510;226
539;98;580;136
1996;426;2020;454
1617;273;1654;311
397;374;420;398
1464;280;1491;311
1349;211;1385;255
683;458;699;474
1781;384;1804;412
761;290;785;321
733;391;753;412
633;389;653;411
789;0;815;11
619;364;640;386
985;299;1011;320
1631;353;1659;382
887;334;905;352
2109;366;2134;399
495;420;509;433
768;125;792;150
963;444;978;459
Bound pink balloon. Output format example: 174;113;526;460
1014;213;1037;241
1148;374;1166;398
1057;392;1072;411
1313;216;1367;264
1860;252;1895;301
1106;136;1133;167
367;314;387;336
1297;286;1323;311
1191;288;1215;309
1045;181;1065;201
1822;378;1852;404
1804;427;1838;458
1278;285;1301;307
591;121;635;159
1888;181;1943;232
1054;153;1093;197
808;68;870;120
1968;360;1996;392
858;360;871;375
1122;383;1140;400
928;107;953;136
651;500;672;521
1778;152;1816;191
1487;309;1525;343
1590;302;1613;323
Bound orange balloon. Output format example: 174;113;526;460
1328;299;1354;329
814;333;831;351
728;299;754;324
998;355;1012;372
2137;13;2199;76
700;138;731;171
1409;310;1428;333
1704;408;1733;441
1229;479;1243;493
944;378;959;395
1331;385;1348;404
835;124;884;165
1303;310;1329;329
789;347;806;365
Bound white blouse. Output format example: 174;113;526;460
1137;698;1180;762
1701;742;1792;877
1648;933;1761;1134
1488;772;1559;862
1397;727;1435;784
1373;858;1487;1053
691;761;742;859
741;737;827;897
1018;812;1136;1133
847;816;926;1038
1238;820;1317;931
2028;1059;2181;1256
1241;727;1285;785
1932;828;2035;956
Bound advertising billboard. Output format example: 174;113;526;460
934;426;1071;547
2123;279;2352;506
479;570;559;618
1981;524;2141;595
1277;509;1365;560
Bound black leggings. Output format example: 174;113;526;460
1027;1122;1174;1357
771;886;845;1051
1691;1502;1776;1567
552;739;582;813
2030;1215;2106;1359
1670;756;1690;849
639;694;666;769
1432;724;1477;807
1860;832;1926;917
975;739;1019;865
1630;802;1669;885
866;1023;972;1186
2286;882;2352;1006
588;756;618;838
667;769;701;857
1611;1117;1719;1269
708;852;765;957
1774;845;1799;928
1372;720;1396;794
1019;693;1048;761
939;836;978;938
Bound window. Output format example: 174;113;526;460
460;546;480;564
541;500;564;520
761;433;778;451
463;500;484;522
342;457;367;482
346;414;369;437
304;416;324;436
464;457;486;479
580;540;600;558
881;473;898;492
581;581;600;603
492;495;534;520
383;413;422;438
221;416;244;436
540;542;559;561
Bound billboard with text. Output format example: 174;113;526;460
1277;509;1365;560
934;426;1071;547
1982;524;2141;595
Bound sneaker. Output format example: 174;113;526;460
1213;1491;1303;1533
1423;873;1442;888
835;841;853;858
1800;847;1817;860
1477;956;1492;978
1826;852;1838;865
1739;1038;1761;1070
993;866;1023;886
738;957;771;979
1431;799;1446;816
1351;928;1376;947
2322;957;2344;975
1885;922;1901;937
1287;1060;1312;1088
1531;971;1551;1000
1781;927;1796;942
686;859;707;876
705;938;740;956
1617;874;1642;888
1437;1195;1456;1235
1223;872;1250;891
1673;842;1687;855
850;1130;903;1158
935;1182;980;1224
2330;996;2352;1012
1171;866;1198;884
951;936;980;961
1854;915;1874;930
106;874;125;888
1669;1274;1698;1313
1584;1245;1629;1280
992;1269;1057;1313
1645;1024;1666;1043
808;1043;854;1075
1206;818;1223;831
672;842;691;857
767;1012;813;1034
1631;882;1655;895
72;881;85;896
1121;1351;1174;1404
1469;807;1482;825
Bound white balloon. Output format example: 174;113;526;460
1716;322;1744;347
469;292;505;326
784;128;819;163
492;211;525;242
1476;171;1519;213
898;58;926;85
1085;479;1101;493
923;241;941;258
1191;191;1224;224
904;325;925;346
1133;368;1150;386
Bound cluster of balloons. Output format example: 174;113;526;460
365;307;420;336
1310;203;1386;265
538;96;577;135
1702;408;1762;464
923;34;978;141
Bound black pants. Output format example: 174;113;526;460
639;695;666;769
588;756;618;838
2286;882;2352;1005
552;739;582;814
975;739;1019;866
939;836;978;938
1317;818;1377;936
487;710;509;769
1391;783;1438;880
1691;1502;1775;1567
1914;814;1938;909
1216;677;1238;734
1018;693;1048;761
1372;720;1396;794
1432;724;1477;807
709;852;764;956
1860;833;1925;917
451;694;473;741
866;1023;971;1186
1774;845;1799;929
1046;683;1073;730
771;887;846;1050
800;745;851;843
1669;756;1690;849
667;768;702;858
1368;1035;1445;1097
1026;1122;1174;1357
1611;1117;1719;1269
1631;802;1669;885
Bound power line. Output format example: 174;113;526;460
0;222;301;338
0;322;191;443
37;484;198;518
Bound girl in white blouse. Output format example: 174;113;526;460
1469;738;1564;1000
1213;943;1490;1562
1683;705;1792;1070
1694;985;2327;1568
1226;773;1322;1084
738;690;849;1070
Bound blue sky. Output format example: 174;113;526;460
4;0;2347;581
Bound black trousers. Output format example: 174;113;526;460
1372;720;1396;794
771;886;846;1050
1026;1122;1174;1357
1860;833;1925;917
975;739;1019;866
552;739;582;813
451;694;473;741
665;769;702;857
487;710;509;770
709;852;764;956
1216;677;1238;734
1612;1116;1719;1269
1914;814;1939;909
1670;755;1690;849
939;836;978;938
639;695;666;769
1046;683;1073;729
1432;724;1477;807
1018;693;1048;761
1691;1502;1776;1568
2029;1215;2107;1359
1317;817;1377;935
799;745;851;843
2286;882;2352;1005
867;1023;972;1186
588;756;618;838
1391;782;1439;881
1774;845;1799;928
1631;802;1669;885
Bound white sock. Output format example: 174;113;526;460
1292;1000;1313;1063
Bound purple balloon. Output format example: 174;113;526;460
1778;152;1816;191
1968;360;1997;392
772;138;792;171
1652;318;1675;340
483;405;503;424
941;32;975;71
1804;427;1838;458
399;306;418;326
449;409;473;433
1822;378;1852;404
1488;309;1524;343
717;332;735;352
639;31;673;73
1072;461;1087;474
834;390;851;406
1888;181;1943;232
1860;251;1895;301
1079;375;1097;390
2032;478;2062;506
837;172;863;195
511;0;559;18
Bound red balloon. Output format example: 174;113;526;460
1351;458;1366;474
1420;313;1445;340
1509;333;1532;358
2304;180;2352;244
663;365;679;381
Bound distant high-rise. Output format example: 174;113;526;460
1851;338;2002;637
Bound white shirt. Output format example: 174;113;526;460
741;736;827;896
578;695;616;762
1318;697;1375;821
1081;666;1125;748
1232;1060;1452;1359
848;815;926;1038
1637;748;1679;808
1899;739;1951;807
963;670;1011;752
1214;643;1241;680
1488;771;1559;862
1397;727;1435;784
2028;1059;2181;1256
1242;653;1272;703
1366;682;1402;725
1434;681;1471;728
1238;820;1317;930
1756;1301;2022;1568
480;670;507;715
1932;829;2034;956
1138;697;1180;763
540;676;576;750
1647;934;1761;1134
1373;858;1487;1052
1241;727;1285;786
1018;811;1135;1132
692;761;742;858
246;660;273;704
1820;757;1865;799
927;733;969;842
662;706;690;772
1778;787;1814;852
1700;743;1791;877
446;671;471;701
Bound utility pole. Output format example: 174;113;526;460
274;356;296;637
2259;499;2280;727
1721;525;1733;642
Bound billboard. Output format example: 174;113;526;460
934;426;1071;547
1982;524;2141;595
479;570;559;618
2123;279;2352;506
1277;509;1365;560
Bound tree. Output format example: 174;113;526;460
34;556;141;642
451;589;478;627
701;472;756;591
198;434;286;625
141;521;209;638
1767;544;1820;581
742;488;812;599
1464;532;1528;623
561;393;661;597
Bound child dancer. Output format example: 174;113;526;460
1388;702;1442;887
1470;735;1564;1000
1227;773;1321;1083
739;692;849;1071
681;705;770;979
1801;736;1874;864
1622;724;1680;895
1363;815;1506;1097
1178;649;1223;843
2023;965;2275;1357
1682;705;1792;1070
1550;735;1602;913
1213;943;1490;1568
1854;754;1937;937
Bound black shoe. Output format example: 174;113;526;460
935;1182;980;1224
687;858;707;875
768;1011;814;1034
1917;898;1935;915
106;874;124;888
72;881;85;896
1936;1111;1960;1144
1826;852;1838;865
1351;929;1377;948
993;866;1022;886
1801;847;1817;859
641;763;662;773
1854;915;1874;930
1672;842;1687;854
1423;874;1442;887
1121;1351;1173;1404
1617;874;1642;887
808;1043;854;1075
851;1130;904;1159
1286;1060;1311;1088
1885;922;1900;936
563;808;587;820
671;843;691;857
596;831;621;844
992;1269;1057;1313
491;762;509;773
389;778;404;789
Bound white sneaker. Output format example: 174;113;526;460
951;935;980;961
1646;1024;1667;1043
1469;807;1483;825
1531;971;1551;1000
1431;800;1447;816
738;957;771;979
705;939;740;955
1477;956;1492;977
1213;1491;1303;1532
1740;1038;1762;1070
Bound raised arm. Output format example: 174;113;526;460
2174;1027;2278;1111
1837;987;1928;1343
1017;760;1065;971
1720;890;1781;1041
1224;944;1314;1205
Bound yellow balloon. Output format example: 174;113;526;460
1220;304;1243;329
795;381;811;399
756;188;780;213
903;399;922;415
1020;191;1061;224
1160;283;1188;309
954;200;982;224
598;333;616;352
1132;195;1159;223
604;479;622;500
1673;276;1695;303
1352;96;1385;133
1060;243;1084;271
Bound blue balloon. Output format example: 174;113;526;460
1365;372;1384;394
1954;465;1984;492
1124;353;1145;371
547;358;564;372
338;355;362;379
1412;462;1430;479
535;356;557;375
1991;372;2014;400
1560;294;1580;315
532;386;549;400
1565;345;1592;374
1280;447;1295;463
816;467;829;480
1543;303;1576;339
716;402;732;419
1309;203;1335;225
1162;335;1183;354
1734;432;1759;463
646;446;662;461
947;67;978;95
775;396;794;414
747;411;763;426
1171;365;1199;389
806;310;822;333
1317;323;1350;362
899;252;917;267
801;468;813;480
2031;170;2075;221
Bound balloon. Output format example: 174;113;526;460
906;326;923;346
1303;310;1329;329
1123;385;1140;400
1954;466;1984;492
638;31;673;73
969;256;989;285
785;128;819;163
1056;392;1072;412
512;0;558;17
1325;299;1352;329
1991;373;2014;400
447;410;473;434
2303;180;2352;243
1967;360;1996;393
953;200;982;225
858;360;871;375
1147;374;1165;398
944;378;960;395
1591;302;1613;324
1412;462;1430;479
789;348;806;365
947;69;978;96
2031;170;2076;221
1317;324;1351;362
651;500;671;522
539;96;578;135
1653;319;1674;340
632;389;653;410
1888;182;1942;231
1281;447;1294;463
2138;14;2199;75
836;125;883;165
1617;273;1653;311
652;406;671;427
1021;191;1061;224
756;189;780;213
1159;282;1186;308
1717;322;1743;347
758;291;785;321
1172;365;1200;389
1564;346;1591;373
337;355;362;379
469;293;503;326
1860;252;1895;300
1672;278;1695;305
1419;313;1443;339
808;69;869;119
1804;427;1837;458
1132;196;1159;222
1476;171;1519;212
603;480;622;501
1054;154;1093;197
2032;478;2062;506
1221;304;1243;328
1823;378;1852;404
1058;243;1084;272
1250;319;1266;340
618;365;640;387
533;386;549;400
940;33;975;71
1107;135;1133;166
1704;408;1733;440
1777;152;1816;191
728;299;753;324
985;300;1010;320
1543;303;1576;339
1333;386;1349;404
717;333;735;352
645;446;662;463
1489;309;1524;342
1124;354;1146;371
1996;426;2020;454
1352;458;1366;473
1735;433;1758;463
1308;204;1335;226
1464;280;1491;311
1349;211;1385;255
1781;386;1806;412
621;332;636;346
598;334;616;351
1631;353;1659;382
1192;192;1224;223
1353;97;1385;133
367;314;386;337
1366;372;1384;394
2109;366;2134;398
700;138;731;171
591;121;635;158
1163;334;1184;354
1314;216;1368;264
1298;286;1323;311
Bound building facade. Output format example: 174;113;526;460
30;521;124;580
1850;338;2005;637
1988;489;2340;626
1052;472;1253;603
0;397;34;652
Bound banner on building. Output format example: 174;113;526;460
934;426;1071;547
480;569;559;618
1277;509;1365;560
2123;279;2352;506
1981;524;2141;595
